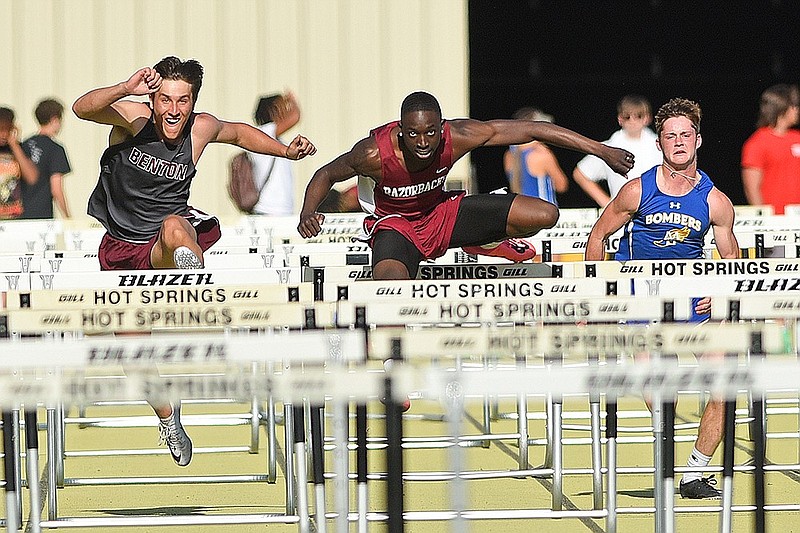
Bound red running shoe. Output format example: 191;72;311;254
380;395;411;413
462;238;536;262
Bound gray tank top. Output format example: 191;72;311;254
88;111;197;242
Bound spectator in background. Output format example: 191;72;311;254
503;107;568;205
573;94;662;207
0;106;38;219
22;99;72;219
249;91;301;216
741;84;800;215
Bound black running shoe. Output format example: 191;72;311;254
679;475;721;499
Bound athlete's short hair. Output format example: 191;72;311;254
153;56;204;100
34;99;64;126
0;107;14;125
400;91;442;118
654;98;701;136
756;84;800;128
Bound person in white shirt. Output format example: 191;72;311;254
573;94;662;207
250;91;301;216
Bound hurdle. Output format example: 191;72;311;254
340;295;675;517
4;205;790;532
377;320;793;532
0;327;375;531
2;273;334;526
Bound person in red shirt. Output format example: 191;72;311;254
741;84;800;214
298;91;634;280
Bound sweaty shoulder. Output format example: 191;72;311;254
708;187;734;219
191;112;220;135
448;118;493;156
614;177;643;212
346;135;382;178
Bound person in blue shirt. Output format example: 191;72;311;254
503;107;568;205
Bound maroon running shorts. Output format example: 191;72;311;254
98;212;221;271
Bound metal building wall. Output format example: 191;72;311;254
0;0;469;223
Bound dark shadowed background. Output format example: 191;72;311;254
468;0;800;207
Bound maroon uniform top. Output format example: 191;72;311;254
370;120;454;219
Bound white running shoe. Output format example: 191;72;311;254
173;246;203;269
158;404;193;467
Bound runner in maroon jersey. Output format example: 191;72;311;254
298;91;634;279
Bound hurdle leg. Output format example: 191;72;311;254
482;357;492;448
24;408;41;533
551;393;563;511
293;405;310;533
304;403;314;481
332;399;349;533
385;377;404;533
515;356;529;471
445;376;467;532
753;393;766;533
356;403;368;533
662;400;675;533
720;395;736;533
284;402;296;515
11;409;22;528
56;404;65;488
652;386;665;533
516;391;529;471
3;410;19;532
606;393;618;533
249;362;260;454
267;362;277;484
589;352;603;510
310;405;327;533
543;391;554;469
550;353;564;511
45;407;58;521
590;395;603;510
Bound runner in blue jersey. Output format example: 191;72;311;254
586;98;739;499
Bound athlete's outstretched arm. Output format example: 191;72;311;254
72;68;160;131
585;179;642;260
298;138;379;238
208;115;315;159
450;118;635;176
709;188;739;259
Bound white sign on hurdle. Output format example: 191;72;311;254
4;301;336;333
557;258;800;279
711;294;800;321
0;366;379;408
4;283;314;310
28;267;303;290
337;296;673;327
633;273;800;297
369;322;788;359
332;278;628;303
0;329;366;368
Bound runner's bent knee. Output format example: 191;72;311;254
506;196;559;235
160;215;197;249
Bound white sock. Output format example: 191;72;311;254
682;446;712;484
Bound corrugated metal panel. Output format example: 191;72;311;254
0;0;468;223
